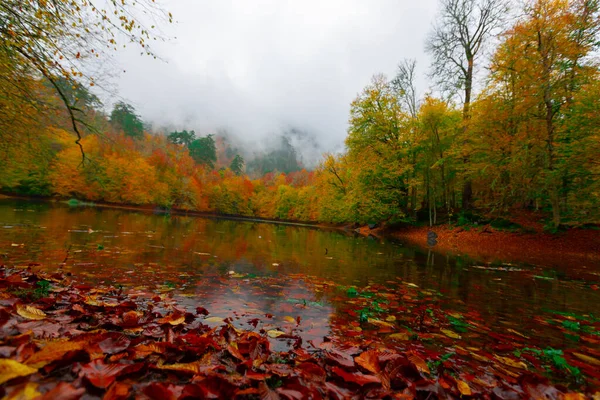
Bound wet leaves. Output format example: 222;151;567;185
0;359;37;384
0;267;599;398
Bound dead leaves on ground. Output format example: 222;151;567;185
0;266;599;399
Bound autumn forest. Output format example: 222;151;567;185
2;0;600;398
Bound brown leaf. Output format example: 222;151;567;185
408;353;430;375
79;359;130;388
331;366;381;386
355;349;380;374
25;340;86;368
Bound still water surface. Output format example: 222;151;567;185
1;198;599;349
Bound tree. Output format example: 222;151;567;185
167;130;196;147
230;154;245;176
0;0;170;158
110;102;145;139
426;0;508;209
189;134;217;168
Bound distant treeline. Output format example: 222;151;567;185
2;0;599;229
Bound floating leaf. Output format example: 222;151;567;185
267;330;286;338
203;317;225;324
283;316;296;324
0;359;37;385
16;304;46;320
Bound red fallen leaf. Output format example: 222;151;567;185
258;381;280;400
196;307;209;315
296;362;326;383
331;366;381;386
355;349;380;374
99;334;131;354
37;382;86;400
267;363;293;376
104;382;130;400
141;383;183;400
227;344;244;361
79;359;130;388
326;349;355;368
325;381;356;399
245;369;271;380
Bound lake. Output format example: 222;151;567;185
1;197;599;358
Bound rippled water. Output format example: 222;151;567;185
1;198;599;349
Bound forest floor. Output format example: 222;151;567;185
380;211;600;271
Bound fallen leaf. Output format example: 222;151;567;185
331;366;381;385
16;304;46;320
355;350;380;374
495;355;528;370
3;382;40;400
457;380;472;396
408;353;430;375
0;359;37;385
26;340;86;368
203;317;225;324
283;316;296;324
441;329;461;339
267;330;286;338
388;333;409;341
572;352;600;367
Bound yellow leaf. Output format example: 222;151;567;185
203;317;225;324
283;316;296;324
457;380;472;396
388;333;409;340
441;329;461;339
16;304;46;320
367;318;395;329
3;382;40;400
562;394;586;400
495;355;528;370
267;330;286;338
572;352;600;366
385;315;396;322
25;341;86;369
156;361;202;374
0;359;38;385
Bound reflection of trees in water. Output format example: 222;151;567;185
1;199;599;336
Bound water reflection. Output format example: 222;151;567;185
0;198;599;342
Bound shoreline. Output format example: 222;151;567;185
3;193;600;271
385;224;600;272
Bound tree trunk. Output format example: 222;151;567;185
461;58;474;210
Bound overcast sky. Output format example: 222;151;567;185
112;0;439;152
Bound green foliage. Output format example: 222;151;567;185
189;134;217;169
110;102;145;139
167;130;196;147
230;154;244;176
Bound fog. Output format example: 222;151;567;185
111;0;438;161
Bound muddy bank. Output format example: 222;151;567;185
386;223;600;272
